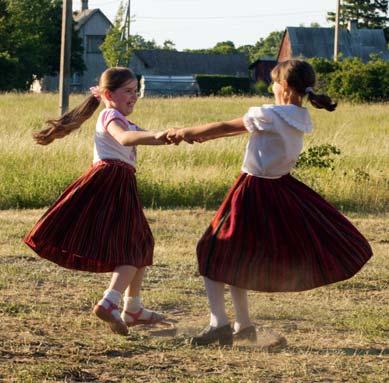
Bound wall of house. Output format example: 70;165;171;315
78;12;111;90
277;33;292;62
35;11;111;92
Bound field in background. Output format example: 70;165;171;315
0;94;388;212
0;208;388;382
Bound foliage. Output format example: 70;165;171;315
296;144;341;170
195;75;251;95
253;80;270;96
327;0;389;31
101;3;176;67
0;0;84;91
309;57;389;102
242;31;284;62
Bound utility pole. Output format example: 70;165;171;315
59;0;72;115
119;0;131;66
334;0;340;61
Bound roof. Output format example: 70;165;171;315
73;9;112;31
280;26;389;62
132;50;249;76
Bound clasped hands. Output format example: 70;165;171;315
155;128;205;145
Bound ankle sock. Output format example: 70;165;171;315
122;296;156;322
97;289;122;321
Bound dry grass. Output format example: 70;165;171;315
0;208;388;383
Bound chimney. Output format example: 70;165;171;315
81;0;88;11
347;20;358;31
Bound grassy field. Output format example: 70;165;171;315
0;208;388;382
0;94;388;382
0;94;388;212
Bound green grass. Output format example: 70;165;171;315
0;209;388;382
0;94;388;212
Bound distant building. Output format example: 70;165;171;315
129;50;249;77
248;56;277;84
278;24;389;62
32;0;112;93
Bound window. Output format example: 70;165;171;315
87;35;105;53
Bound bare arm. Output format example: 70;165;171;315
107;120;169;146
168;118;247;144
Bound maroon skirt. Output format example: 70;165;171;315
197;173;373;292
24;160;154;272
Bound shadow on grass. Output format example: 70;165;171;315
291;346;389;356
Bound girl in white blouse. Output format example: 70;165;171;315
165;59;372;346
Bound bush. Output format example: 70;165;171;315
308;57;389;102
218;86;235;96
253;80;269;96
195;75;251;96
296;144;341;170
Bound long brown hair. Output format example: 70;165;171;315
33;67;136;145
271;60;337;112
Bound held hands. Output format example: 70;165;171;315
155;128;206;145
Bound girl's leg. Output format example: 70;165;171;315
94;265;138;335
229;285;253;332
204;277;229;328
121;267;163;324
190;277;232;346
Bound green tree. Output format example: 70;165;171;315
243;31;284;62
101;3;164;67
327;0;389;29
0;0;84;91
162;40;176;50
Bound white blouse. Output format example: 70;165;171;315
93;108;139;167
242;104;313;179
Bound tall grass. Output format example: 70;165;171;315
0;93;388;212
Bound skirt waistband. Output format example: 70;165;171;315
93;159;136;172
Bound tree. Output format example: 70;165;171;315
162;40;176;51
101;3;167;67
0;0;84;91
242;31;284;62
327;0;389;29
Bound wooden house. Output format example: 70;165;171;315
277;24;389;62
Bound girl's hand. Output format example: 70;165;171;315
154;130;173;144
167;128;186;145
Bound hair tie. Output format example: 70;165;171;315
90;86;101;101
305;87;314;94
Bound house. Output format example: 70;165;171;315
277;23;389;62
129;50;249;77
33;0;112;92
248;56;277;84
129;50;249;96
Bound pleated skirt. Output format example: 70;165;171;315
197;173;373;292
23;159;154;272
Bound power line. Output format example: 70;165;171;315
135;10;327;20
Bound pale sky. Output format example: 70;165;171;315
76;0;335;50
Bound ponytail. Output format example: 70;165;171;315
33;95;100;145
306;90;337;112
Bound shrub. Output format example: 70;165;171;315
195;75;251;96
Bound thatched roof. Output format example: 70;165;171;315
132;50;249;76
281;27;389;62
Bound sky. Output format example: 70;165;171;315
75;0;335;50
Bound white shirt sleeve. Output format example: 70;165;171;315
243;107;273;133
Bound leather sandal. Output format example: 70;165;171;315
93;299;128;336
122;308;164;327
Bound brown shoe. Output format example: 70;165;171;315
190;324;233;346
233;325;257;342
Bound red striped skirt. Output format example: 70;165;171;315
24;160;154;272
197;173;373;292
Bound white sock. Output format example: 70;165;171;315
204;277;229;328
97;289;122;321
122;296;156;322
230;285;252;333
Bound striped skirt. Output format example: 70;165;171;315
24;160;154;273
197;173;373;292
